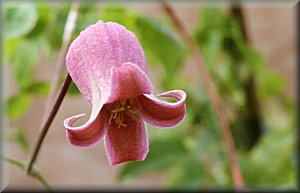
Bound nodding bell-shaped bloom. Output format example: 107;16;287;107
64;21;186;166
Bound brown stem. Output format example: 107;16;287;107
231;4;263;151
230;5;260;116
231;5;249;42
160;1;244;189
27;74;72;174
41;0;80;125
27;0;80;175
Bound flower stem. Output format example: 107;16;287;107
41;0;80;125
26;73;72;175
160;1;244;189
26;0;80;176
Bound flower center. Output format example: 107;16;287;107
106;99;140;128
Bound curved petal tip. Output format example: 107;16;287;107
139;90;186;128
64;110;108;148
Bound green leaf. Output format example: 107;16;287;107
99;5;138;32
194;6;226;47
202;31;223;67
32;170;53;192
2;156;26;169
260;73;284;99
167;157;209;189
136;16;185;79
5;93;32;119
186;87;220;135
3;2;38;39
118;137;188;182
48;3;70;50
241;129;296;188
200;6;225;29
26;2;52;37
10;39;40;89
67;81;81;95
243;47;265;75
24;81;50;95
223;17;246;62
4;38;19;61
8;127;30;153
2;157;53;191
32;32;53;60
75;2;99;35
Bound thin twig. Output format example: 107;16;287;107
3;156;53;192
231;4;249;42
26;74;72;175
41;0;80;124
231;5;260;114
160;1;244;189
231;4;262;150
26;0;80;175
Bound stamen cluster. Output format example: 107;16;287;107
106;99;140;128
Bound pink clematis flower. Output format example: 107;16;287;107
64;21;186;166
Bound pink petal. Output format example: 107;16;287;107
64;111;108;147
106;62;153;104
139;90;186;128
64;79;108;147
65;21;147;106
104;116;148;166
64;21;150;148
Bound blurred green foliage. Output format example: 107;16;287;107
3;2;38;39
2;157;53;191
8;127;30;153
119;137;188;181
5;93;32;119
3;1;296;190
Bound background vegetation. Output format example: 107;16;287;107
2;1;297;191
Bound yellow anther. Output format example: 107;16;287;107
111;108;126;112
107;99;140;128
109;115;113;125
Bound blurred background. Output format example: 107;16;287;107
2;0;297;191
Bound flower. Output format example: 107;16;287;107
64;21;186;166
